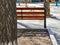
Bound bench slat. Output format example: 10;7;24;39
17;16;44;20
17;12;44;14
16;8;44;10
16;8;44;20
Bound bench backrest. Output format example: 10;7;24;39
16;7;44;20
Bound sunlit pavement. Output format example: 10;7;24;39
50;3;60;20
17;3;60;45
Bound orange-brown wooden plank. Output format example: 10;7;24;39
16;8;44;10
16;12;44;14
17;16;44;20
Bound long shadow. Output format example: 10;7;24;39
17;22;32;29
51;17;60;21
31;23;44;27
17;22;49;38
17;29;48;37
47;26;60;45
17;22;44;29
54;33;60;45
17;22;33;37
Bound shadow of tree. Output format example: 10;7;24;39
54;33;60;45
17;22;32;29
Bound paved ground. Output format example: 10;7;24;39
50;3;60;19
47;18;60;45
50;3;60;45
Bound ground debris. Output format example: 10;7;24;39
17;30;52;45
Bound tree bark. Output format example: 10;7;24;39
44;0;50;16
0;0;17;45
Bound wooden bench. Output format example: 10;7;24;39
16;8;44;20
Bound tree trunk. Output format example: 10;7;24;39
0;0;17;45
44;0;50;16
